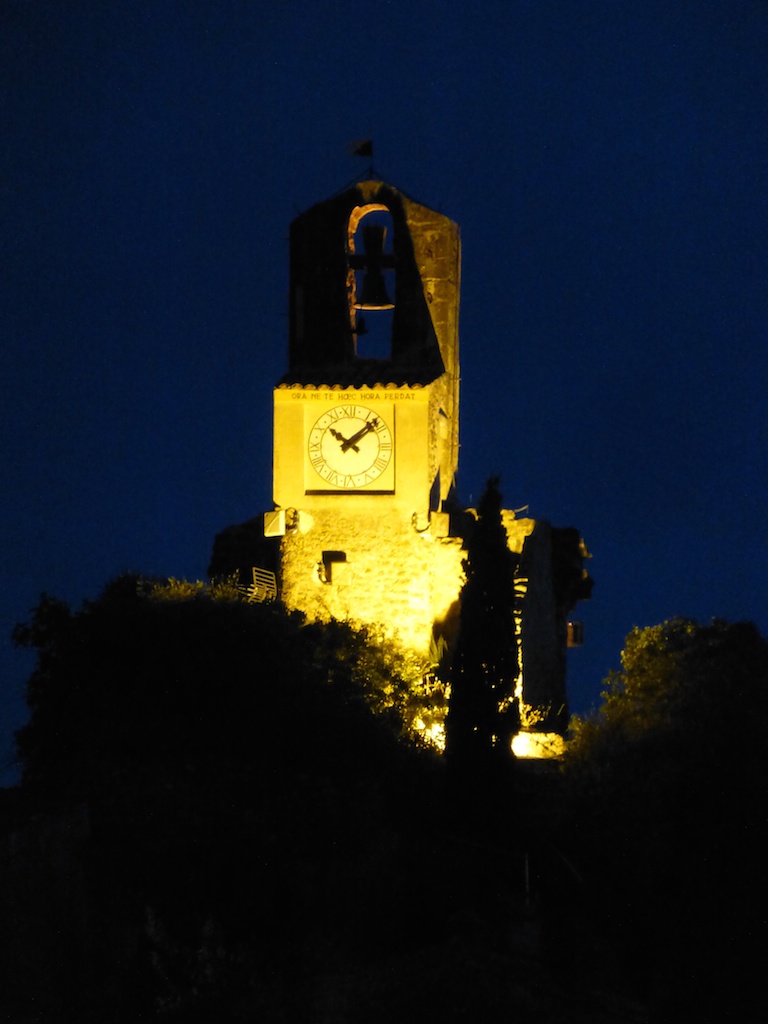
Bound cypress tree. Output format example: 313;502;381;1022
445;477;520;778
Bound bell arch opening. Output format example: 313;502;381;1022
347;204;395;360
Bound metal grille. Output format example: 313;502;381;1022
244;567;277;603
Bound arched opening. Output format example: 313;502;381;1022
347;205;395;360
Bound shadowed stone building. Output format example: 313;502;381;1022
210;180;592;753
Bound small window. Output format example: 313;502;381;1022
318;550;347;584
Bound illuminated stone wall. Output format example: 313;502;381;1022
398;191;460;505
210;500;589;748
278;507;465;659
277;505;587;740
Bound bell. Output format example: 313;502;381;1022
354;224;394;309
357;270;394;310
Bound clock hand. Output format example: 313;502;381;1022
340;418;378;452
329;427;359;452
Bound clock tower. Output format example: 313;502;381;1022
270;180;464;655
209;178;593;754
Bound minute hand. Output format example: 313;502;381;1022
341;419;378;452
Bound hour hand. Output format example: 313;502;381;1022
341;419;377;452
329;427;359;452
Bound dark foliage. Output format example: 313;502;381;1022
6;577;446;1021
560;618;768;1022
9;577;733;1023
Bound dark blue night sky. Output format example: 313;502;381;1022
2;0;767;781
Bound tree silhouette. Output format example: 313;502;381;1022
444;478;520;783
6;575;700;1022
561;618;768;1019
7;576;444;1021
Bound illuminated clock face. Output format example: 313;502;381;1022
308;405;393;489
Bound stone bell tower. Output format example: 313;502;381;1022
269;180;465;656
209;178;593;754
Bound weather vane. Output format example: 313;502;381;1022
349;138;376;178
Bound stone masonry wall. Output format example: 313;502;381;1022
279;508;465;659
